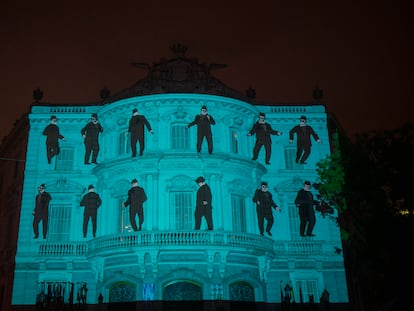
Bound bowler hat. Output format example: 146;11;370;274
195;176;205;183
88;184;94;190
131;178;138;184
304;181;311;186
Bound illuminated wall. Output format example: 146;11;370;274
12;93;348;306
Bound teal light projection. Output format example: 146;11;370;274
12;93;349;308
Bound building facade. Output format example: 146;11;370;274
10;47;348;308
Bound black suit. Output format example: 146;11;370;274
294;188;318;236
80;191;102;237
187;114;216;153
128;115;152;156
248;122;281;163
81;122;103;163
195;183;213;230
42;124;64;164
33;191;52;238
123;186;147;231
289;125;320;164
253;189;278;235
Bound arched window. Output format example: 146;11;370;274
229;281;254;301
163;281;202;300
109;282;136;303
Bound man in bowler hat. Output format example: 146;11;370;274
186;106;216;154
194;176;213;230
32;184;52;239
122;178;148;231
42;115;65;164
294;181;320;237
128;108;154;157
80;184;102;238
289;115;321;164
248;112;282;165
81;113;103;164
253;181;281;236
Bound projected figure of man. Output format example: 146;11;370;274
294;181;320;237
42;115;65;164
80;184;102;238
81;113;103;164
32;184;52;239
194;176;213;230
128;108;154;157
186;105;216;154
253;181;281;236
122;178;147;231
247;112;282;165
289;115;321;164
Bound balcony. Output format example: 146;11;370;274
37;231;324;258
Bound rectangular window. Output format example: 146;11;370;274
55;149;74;171
48;204;71;242
284;147;303;169
231;194;247;232
118;197;131;233
170;192;193;230
230;129;239;154
119;131;131;155
296;280;319;303
171;124;189;150
288;203;301;239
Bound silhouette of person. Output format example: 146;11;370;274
42;115;65;164
289;115;321;164
194;176;213;230
247;112;282;165
122;178;147;231
186;106;216;154
32;184;52;239
294;181;320;237
81;113;103;164
128;108;154;157
253;181;281;236
80;184;102;238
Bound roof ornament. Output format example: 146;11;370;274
170;43;188;58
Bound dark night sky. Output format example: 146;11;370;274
1;0;413;141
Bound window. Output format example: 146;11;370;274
48;204;71;242
109;282;136;303
171;124;189;150
230;129;239;154
118;131;131;155
117;197;131;233
55;148;74;171
288;203;301;239
164;281;202;301
229;281;254;301
284;147;303;169
231;194;247;232
170;192;193;230
296;280;319;303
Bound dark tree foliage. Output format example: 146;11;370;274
316;123;414;310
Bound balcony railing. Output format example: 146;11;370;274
37;231;324;257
